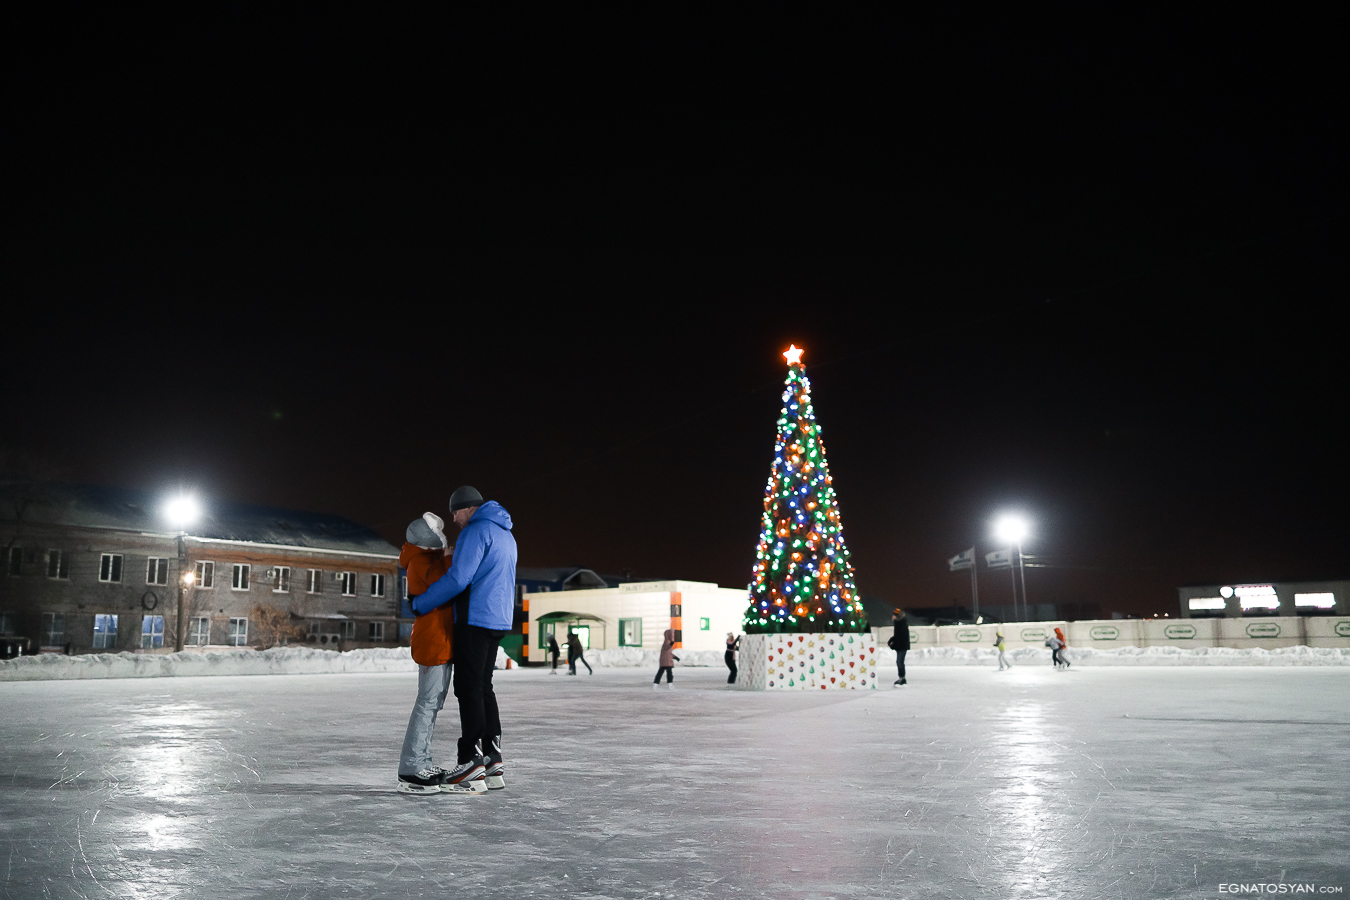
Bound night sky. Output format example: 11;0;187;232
5;8;1345;618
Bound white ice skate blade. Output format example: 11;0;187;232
396;782;442;795
440;780;487;795
486;775;506;790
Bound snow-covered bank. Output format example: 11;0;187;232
0;646;515;681
574;648;723;668
907;645;1350;666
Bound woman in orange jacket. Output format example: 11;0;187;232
396;513;465;794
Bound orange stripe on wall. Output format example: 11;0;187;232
671;591;683;649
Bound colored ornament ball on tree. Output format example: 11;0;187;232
744;345;865;634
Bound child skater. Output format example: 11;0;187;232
995;630;1012;670
396;513;470;794
653;628;678;690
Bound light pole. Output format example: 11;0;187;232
994;515;1030;622
164;494;200;652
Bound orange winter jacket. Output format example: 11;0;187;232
400;542;454;666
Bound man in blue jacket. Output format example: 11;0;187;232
413;486;517;793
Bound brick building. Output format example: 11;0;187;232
1;483;403;655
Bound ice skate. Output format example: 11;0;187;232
440;757;487;794
484;738;506;790
396;767;445;795
652;682;661;691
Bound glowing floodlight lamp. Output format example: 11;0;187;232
164;494;200;529
993;515;1029;545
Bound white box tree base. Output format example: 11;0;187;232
737;632;878;690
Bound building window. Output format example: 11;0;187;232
232;564;250;591
93;614;118;650
307;569;323;593
46;550;70;579
370;574;385;597
189;617;210;646
99;553;124;583
0;612;14;635
1294;592;1336;610
146;558;169;586
195;561;215;588
619;617;643;647
538;621;555;649
228;618;248;646
340;620;355;640
398;622;413;641
400;574;408;601
369;621;384;641
7;547;20;576
339;572;356;597
141;615;165;649
272;566;291;593
699;617;711;631
42;612;65;646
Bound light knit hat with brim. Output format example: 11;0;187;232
406;512;448;549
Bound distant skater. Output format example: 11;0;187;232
1054;627;1070;669
567;629;592;675
889;608;910;686
653;628;677;689
725;632;740;684
995;630;1012;670
1046;631;1066;669
547;632;561;674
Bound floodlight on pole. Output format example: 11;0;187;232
993;515;1029;545
164;493;200;653
164;494;200;529
992;514;1031;622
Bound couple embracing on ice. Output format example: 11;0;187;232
396;486;517;796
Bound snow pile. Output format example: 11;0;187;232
582;648;724;668
0;646;517;682
908;645;1350;667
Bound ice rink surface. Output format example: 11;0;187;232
2;665;1347;899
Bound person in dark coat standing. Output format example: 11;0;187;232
889;608;911;686
566;629;592;675
724;632;740;684
653;627;678;689
547;632;561;675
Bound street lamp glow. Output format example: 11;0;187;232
164;494;200;529
993;515;1029;545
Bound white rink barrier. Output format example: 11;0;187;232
0;646;516;681
902;645;1350;666
877;615;1350;660
735;632;878;690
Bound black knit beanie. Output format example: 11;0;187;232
449;485;485;512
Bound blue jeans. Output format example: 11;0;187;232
400;663;453;776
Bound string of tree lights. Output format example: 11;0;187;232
745;345;867;634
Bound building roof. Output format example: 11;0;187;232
7;482;398;558
517;567;615;590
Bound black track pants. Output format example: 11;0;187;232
454;624;508;762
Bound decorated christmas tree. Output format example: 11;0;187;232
745;345;866;634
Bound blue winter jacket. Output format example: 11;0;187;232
412;501;517;631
